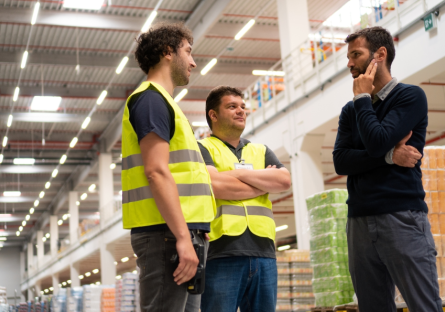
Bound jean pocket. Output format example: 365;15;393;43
407;210;425;233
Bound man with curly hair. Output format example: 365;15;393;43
121;23;216;312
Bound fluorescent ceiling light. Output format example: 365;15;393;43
60;154;67;164
7;115;13;128
116;275;121;279
275;224;289;232
3;191;21;197
62;0;104;10
58;220;63;226
25;215;30;221
121;257;129;262
39;191;45;198
85;272;91;277
277;245;291;251
2;136;8;147
31;2;40;25
70;137;78;148
16;231;20;236
49;287;54;291
22;221;26;226
116;56;129;74
235;19;256;40
76;201;80;206
110;163;116;170
62;282;66;286
133;270;137;274
42;237;46;242
0;154;3;164
52;169;58;178
79;275;84;280
96;90;107;105
96;282;101;285
80;193;87;200
0;237;6;241
46;233;50;238
19;226;23;231
31;96;62;111
34;200;39;207
174;89;188;102
13;158;35;165
62;214;68;220
81;117;91;129
200;58;217;76
67;280;71;284
29;207;34;214
192;121;208;127
45;182;50;189
141;10;158;32
88;184;96;192
13;87;19;102
21;51;28;69
252;70;285;76
92;269;99;274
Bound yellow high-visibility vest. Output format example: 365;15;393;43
121;82;216;229
199;137;275;242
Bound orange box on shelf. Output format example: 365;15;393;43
429;214;440;234
434;235;442;257
438;171;445;191
422;170;430;191
430;171;438;191
437;257;442;278
432;192;440;213
425;192;432;211
437;148;445;169
439;192;445;213
441;258;445;278
427;148;438;169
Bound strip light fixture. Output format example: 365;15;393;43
81;117;91;129
2;136;7;147
235;19;256;40
141;10;158;32
0;154;3;164
116;56;129;74
200;58;217;76
96;90;107;105
70;137;78;148
60;154;67;164
31;2;40;25
174;89;188;102
3;191;21;197
13;87;19;102
7;115;13;128
277;245;291;251
52;169;58;178
13;158;35;165
21;51;28;69
39;191;45;199
45;182;51;189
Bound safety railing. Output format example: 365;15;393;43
243;0;434;134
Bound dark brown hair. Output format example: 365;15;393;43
345;26;395;71
134;23;193;75
206;86;243;130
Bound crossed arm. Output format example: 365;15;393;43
208;166;291;200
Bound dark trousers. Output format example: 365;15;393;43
348;211;442;312
131;230;208;312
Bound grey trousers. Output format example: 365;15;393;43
131;230;208;312
347;210;442;312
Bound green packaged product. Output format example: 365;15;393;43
310;247;348;265
306;189;348;211
310;232;348;250
312;276;354;293
308;204;348;223
310;218;347;238
314;290;354;307
313;262;349;279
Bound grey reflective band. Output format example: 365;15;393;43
122;183;212;204
215;205;274;219
122;154;144;170
122;149;203;170
169;150;204;164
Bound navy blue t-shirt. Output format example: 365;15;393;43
128;86;210;234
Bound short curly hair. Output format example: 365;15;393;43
134;23;194;75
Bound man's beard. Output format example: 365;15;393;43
171;55;189;86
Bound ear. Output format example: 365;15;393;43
163;46;173;61
209;110;218;123
374;47;387;63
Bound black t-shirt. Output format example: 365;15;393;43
128;85;210;234
198;135;284;260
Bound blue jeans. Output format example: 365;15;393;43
200;257;277;312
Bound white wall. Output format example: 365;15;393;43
0;247;21;302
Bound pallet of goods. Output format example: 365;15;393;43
115;273;137;312
276;249;315;311
306;189;354;308
101;288;116;312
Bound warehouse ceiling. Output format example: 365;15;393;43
0;0;355;248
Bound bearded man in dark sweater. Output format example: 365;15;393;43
333;27;441;311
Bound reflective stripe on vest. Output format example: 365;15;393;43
215;205;274;219
123;184;212;204
122;150;204;170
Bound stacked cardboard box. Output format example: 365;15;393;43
306;189;354;307
116;273;137;312
83;285;102;312
422;146;445;296
101;288;115;312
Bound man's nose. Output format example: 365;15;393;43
347;60;354;68
190;57;196;68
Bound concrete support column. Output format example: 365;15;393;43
37;231;44;268
20;251;25;282
52;274;60;295
70;262;81;287
100;242;116;285
27;242;33;275
27;288;33;302
50;215;59;257
99;153;114;225
69;191;79;245
289;134;325;250
35;281;41;297
276;0;310;58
